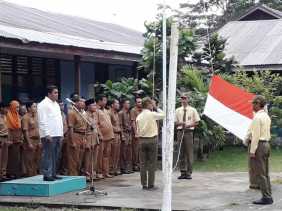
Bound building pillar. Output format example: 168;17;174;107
74;55;81;95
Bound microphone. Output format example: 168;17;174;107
65;98;75;105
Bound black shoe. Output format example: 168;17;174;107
184;175;192;180
133;166;140;172
43;176;55;181
178;175;187;179
123;170;133;174
249;185;260;190
253;197;273;205
147;186;158;191
142;186;148;190
53;176;63;180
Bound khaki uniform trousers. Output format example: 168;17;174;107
178;130;194;176
22;138;41;177
98;139;112;176
132;136;140;169
248;144;259;188
82;134;98;178
139;136;158;188
251;141;272;199
0;136;9;179
67;133;86;176
111;133;121;174
120;131;132;172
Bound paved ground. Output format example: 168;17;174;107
0;171;282;211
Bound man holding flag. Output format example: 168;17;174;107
204;75;273;205
247;95;273;205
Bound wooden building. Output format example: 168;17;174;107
0;0;143;103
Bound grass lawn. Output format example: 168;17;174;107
193;146;282;172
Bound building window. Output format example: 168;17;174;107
0;54;59;103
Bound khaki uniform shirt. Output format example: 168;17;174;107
130;107;142;135
0;114;8;138
119;109;132;141
68;109;87;133
97;108;114;141
85;111;98;146
61;111;68;135
8;128;23;143
175;106;200;130
109;109;121;134
22;113;40;139
248;110;271;154
136;109;164;138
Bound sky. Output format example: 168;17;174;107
5;0;190;32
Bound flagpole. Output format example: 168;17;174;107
162;21;179;211
161;0;167;174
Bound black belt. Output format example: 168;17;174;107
140;136;157;139
74;131;86;135
178;129;194;132
259;140;268;143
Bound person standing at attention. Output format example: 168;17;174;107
6;100;23;179
175;93;200;180
136;97;164;190
247;95;273;205
0;102;9;181
37;85;63;181
22;101;41;177
130;97;143;171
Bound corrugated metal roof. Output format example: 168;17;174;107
218;19;282;66
0;24;142;54
0;0;143;54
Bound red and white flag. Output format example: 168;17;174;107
203;75;255;140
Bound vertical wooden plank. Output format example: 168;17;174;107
12;55;17;100
56;59;61;99
42;58;47;88
74;55;81;95
0;67;2;102
27;56;32;100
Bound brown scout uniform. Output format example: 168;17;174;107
82;111;99;178
109;109;122;174
0;114;8;179
130;107;142;170
97;108;114;177
21;113;41;177
59;111;69;175
7;127;23;178
119;109;133;172
67;109;87;176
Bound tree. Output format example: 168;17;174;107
179;0;282;32
94;78;153;103
221;70;282;140
140;16;197;94
195;33;236;73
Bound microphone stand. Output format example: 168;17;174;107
66;99;106;196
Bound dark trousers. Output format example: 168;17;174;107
132;137;140;169
41;137;62;178
178;130;193;176
120;132;132;171
248;144;259;187
0;138;8;178
7;143;22;177
251;141;272;198
139;137;158;188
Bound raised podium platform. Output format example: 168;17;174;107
0;175;86;197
